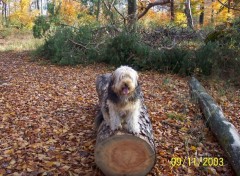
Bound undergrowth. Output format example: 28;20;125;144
33;19;240;82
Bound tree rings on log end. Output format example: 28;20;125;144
95;134;155;176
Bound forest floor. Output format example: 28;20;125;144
0;37;239;175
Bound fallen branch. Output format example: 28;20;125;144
189;77;240;176
157;39;178;50
68;39;89;50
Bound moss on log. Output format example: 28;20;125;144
189;77;240;176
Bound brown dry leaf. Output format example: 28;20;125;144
187;168;194;174
207;167;218;175
9;159;16;165
0;169;6;175
159;151;166;156
38;154;48;160
12;173;21;176
4;149;14;155
61;165;71;171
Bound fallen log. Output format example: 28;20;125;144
94;74;156;176
189;77;240;176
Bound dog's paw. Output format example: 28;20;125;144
128;125;141;134
110;123;122;131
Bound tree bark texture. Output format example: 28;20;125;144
94;74;156;176
199;0;204;26
170;0;174;21
184;0;194;29
96;0;101;21
189;77;240;176
128;0;137;32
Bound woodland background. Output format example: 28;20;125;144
1;0;239;82
0;0;240;175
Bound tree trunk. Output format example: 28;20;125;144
8;1;10;18
199;0;204;26
40;0;43;15
1;3;4;25
184;0;194;29
170;0;174;21
228;0;231;13
211;0;215;23
189;77;240;176
96;0;101;21
3;2;7;26
94;74;156;176
128;0;137;32
36;0;40;10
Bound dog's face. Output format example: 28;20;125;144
111;66;138;96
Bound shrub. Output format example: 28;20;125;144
36;25;100;65
103;33;147;66
32;16;51;39
0;28;12;38
34;20;239;82
103;32;193;74
194;42;217;76
201;18;240;79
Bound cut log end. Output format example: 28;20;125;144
95;134;155;176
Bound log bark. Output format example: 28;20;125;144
94;74;156;176
189;77;240;176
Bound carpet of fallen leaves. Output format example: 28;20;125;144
0;51;238;176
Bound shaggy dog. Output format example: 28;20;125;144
96;66;141;134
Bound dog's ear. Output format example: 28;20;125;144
109;73;115;89
110;73;115;84
111;73;115;81
135;73;139;86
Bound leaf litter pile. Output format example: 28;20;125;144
0;51;239;175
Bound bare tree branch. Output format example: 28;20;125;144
158;38;177;50
217;0;240;11
113;5;127;25
102;0;111;11
68;39;89;50
110;0;116;9
102;0;116;11
138;0;170;20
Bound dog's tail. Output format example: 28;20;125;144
94;110;104;131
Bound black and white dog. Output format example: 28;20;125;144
96;66;141;134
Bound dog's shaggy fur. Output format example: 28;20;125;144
99;66;141;133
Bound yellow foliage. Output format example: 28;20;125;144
8;0;94;29
9;0;39;29
175;12;187;27
60;0;80;25
211;1;235;24
59;0;95;26
139;10;170;28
